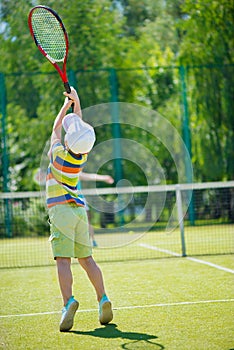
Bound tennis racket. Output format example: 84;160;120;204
28;5;71;93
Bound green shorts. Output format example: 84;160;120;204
48;204;92;259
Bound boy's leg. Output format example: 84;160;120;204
78;256;113;324
78;256;104;301
56;257;79;332
56;257;73;305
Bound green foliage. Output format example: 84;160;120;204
178;0;234;65
188;66;234;181
0;0;233;191
175;0;234;180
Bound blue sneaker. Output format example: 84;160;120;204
99;294;113;325
59;296;79;332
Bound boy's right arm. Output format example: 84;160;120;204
47;87;82;158
47;97;73;158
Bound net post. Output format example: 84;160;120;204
0;72;12;238
176;184;186;257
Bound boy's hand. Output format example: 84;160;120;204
63;87;79;102
63;96;73;108
63;87;81;116
104;175;114;184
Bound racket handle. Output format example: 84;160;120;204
64;82;74;111
64;82;71;93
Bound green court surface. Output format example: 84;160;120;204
0;255;233;349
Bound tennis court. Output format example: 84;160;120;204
0;183;234;348
0;211;234;349
0;249;233;350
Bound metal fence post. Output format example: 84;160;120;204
109;68;124;225
68;69;77;90
109;68;123;183
179;65;195;225
0;72;12;237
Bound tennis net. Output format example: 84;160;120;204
0;181;233;267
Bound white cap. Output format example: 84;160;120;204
62;113;96;154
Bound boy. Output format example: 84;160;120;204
46;87;113;332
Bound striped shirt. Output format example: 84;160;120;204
46;142;87;208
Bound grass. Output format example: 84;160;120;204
0;255;233;349
0;225;233;349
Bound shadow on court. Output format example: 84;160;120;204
70;323;164;349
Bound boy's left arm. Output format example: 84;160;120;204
79;172;114;184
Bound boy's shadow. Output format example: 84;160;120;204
71;323;164;349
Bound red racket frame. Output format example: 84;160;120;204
28;5;71;93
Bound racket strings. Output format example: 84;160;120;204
31;9;66;62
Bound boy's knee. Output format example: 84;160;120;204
78;255;93;268
56;257;71;266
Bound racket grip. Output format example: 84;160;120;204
64;82;74;111
64;82;71;93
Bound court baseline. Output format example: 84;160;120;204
0;298;233;318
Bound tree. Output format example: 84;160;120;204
0;0;233;192
177;0;234;181
0;0;127;190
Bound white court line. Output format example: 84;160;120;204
186;256;234;274
0;299;233;319
139;243;234;274
139;243;181;257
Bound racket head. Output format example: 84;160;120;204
28;5;70;88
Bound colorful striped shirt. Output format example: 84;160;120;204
46;142;87;208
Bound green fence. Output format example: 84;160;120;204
0;64;233;268
1;64;233;194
